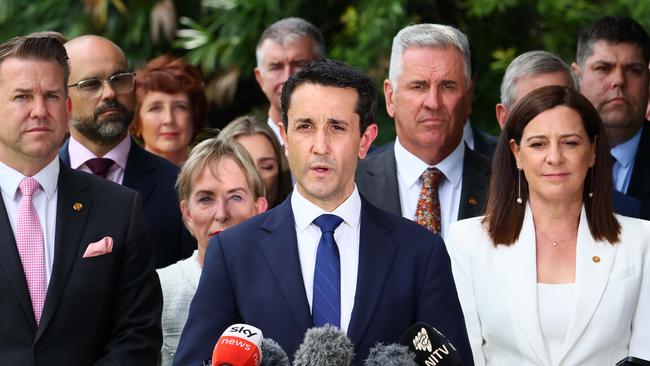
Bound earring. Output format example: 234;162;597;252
588;166;594;198
517;169;523;204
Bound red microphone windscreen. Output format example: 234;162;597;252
212;324;263;366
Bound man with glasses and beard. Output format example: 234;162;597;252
59;35;194;268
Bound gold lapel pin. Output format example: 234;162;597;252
468;197;478;206
73;202;83;212
592;256;601;263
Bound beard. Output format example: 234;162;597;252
71;99;134;146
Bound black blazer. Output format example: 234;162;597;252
173;195;473;365
356;141;491;221
627;120;650;220
0;163;162;365
60;138;195;268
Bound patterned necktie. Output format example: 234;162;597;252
85;158;114;178
16;177;46;324
415;167;445;234
312;214;344;328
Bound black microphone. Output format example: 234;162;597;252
364;343;417;366
399;322;463;366
260;338;290;366
293;325;355;366
616;357;650;366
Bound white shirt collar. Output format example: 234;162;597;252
0;157;59;200
291;185;361;233
394;137;465;189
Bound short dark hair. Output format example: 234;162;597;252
133;54;208;140
484;85;620;245
0;34;70;94
280;58;377;134
576;16;650;65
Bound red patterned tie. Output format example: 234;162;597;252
415;168;444;234
16;177;46;324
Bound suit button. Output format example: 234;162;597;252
34;342;45;353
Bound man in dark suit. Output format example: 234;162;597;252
60;35;194;268
357;24;491;238
572;16;650;219
0;35;161;365
174;59;472;365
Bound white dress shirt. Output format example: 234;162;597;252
0;158;59;284
291;186;361;334
267;117;284;147
68;135;131;184
394;137;464;239
462;120;475;150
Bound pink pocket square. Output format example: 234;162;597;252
82;236;113;258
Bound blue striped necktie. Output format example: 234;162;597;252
312;214;344;328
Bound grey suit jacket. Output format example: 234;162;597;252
356;141;491;221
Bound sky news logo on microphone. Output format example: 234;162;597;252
212;324;263;366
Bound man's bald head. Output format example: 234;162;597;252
65;35;135;152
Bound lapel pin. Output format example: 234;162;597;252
592;256;601;263
73;202;83;212
468;197;478;206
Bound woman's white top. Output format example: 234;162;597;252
538;283;575;366
157;250;202;366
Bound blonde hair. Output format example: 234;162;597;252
176;137;265;202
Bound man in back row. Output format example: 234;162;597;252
59;35;194;268
572;16;650;219
174;59;473;365
254;17;325;145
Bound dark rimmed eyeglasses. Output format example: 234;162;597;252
68;72;135;98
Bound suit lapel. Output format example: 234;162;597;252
558;208;616;362
502;205;551;366
36;164;92;338
0;190;36;327
346;199;397;347
628;120;650;202
357;143;402;216
122;140;155;204
458;145;490;220
257;199;313;334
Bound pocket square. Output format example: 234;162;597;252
83;236;113;258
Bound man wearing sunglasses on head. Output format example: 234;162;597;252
59;35;195;269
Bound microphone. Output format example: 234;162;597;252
364;343;417;366
260;338;290;366
399;322;463;366
212;323;263;366
617;357;650;366
293;325;355;366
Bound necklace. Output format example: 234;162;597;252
537;231;576;247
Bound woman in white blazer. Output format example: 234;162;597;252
446;86;650;366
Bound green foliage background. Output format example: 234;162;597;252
2;0;649;144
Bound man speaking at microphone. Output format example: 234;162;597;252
174;59;472;365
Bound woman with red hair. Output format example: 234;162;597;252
132;55;208;165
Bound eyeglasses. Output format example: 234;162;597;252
68;72;135;98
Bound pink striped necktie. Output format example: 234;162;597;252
16;177;46;324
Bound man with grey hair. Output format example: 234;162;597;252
495;50;576;128
254;17;325;144
571;16;650;219
495;49;642;217
357;23;490;239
